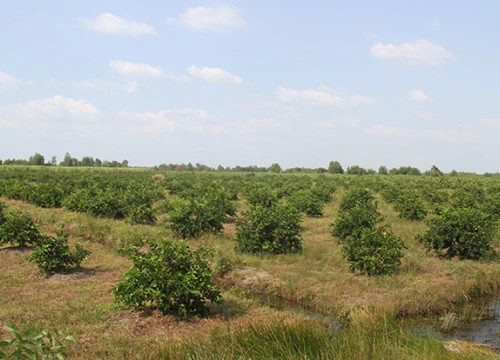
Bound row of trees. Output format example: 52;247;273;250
0;154;455;176
1;153;129;168
154;161;449;176
328;161;446;177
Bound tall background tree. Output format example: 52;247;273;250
269;163;282;173
80;156;95;167
328;161;344;174
28;153;45;166
378;166;388;175
61;153;73;167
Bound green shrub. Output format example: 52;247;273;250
245;187;278;208
420;187;449;208
450;187;483;209
380;185;403;204
288;190;325;217
63;186;127;219
168;200;223;239
28;231;91;275
483;193;500;217
339;186;375;213
0;210;41;247
1;180;33;202
331;186;383;242
343;227;405;275
28;181;68;208
128;204;157;225
113;238;221;319
203;187;237;217
0;202;7;225
393;194;428;221
0;321;74;359
167;188;234;238
418;207;497;260
235;203;302;254
331;203;382;242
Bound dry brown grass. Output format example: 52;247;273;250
1;191;500;358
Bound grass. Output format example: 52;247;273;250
1;180;500;358
154;309;498;359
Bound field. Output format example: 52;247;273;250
0;167;499;359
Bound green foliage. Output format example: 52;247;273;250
268;163;282;173
425;165;444;177
332;187;382;241
332;186;403;275
128;204;157;225
245;187;278;208
1;180;33;202
450;186;484;209
0;321;74;360
338;186;376;213
0;202;6;225
235;203;302;254
63;186;127;219
28;152;45;166
0;210;41;247
420;187;449;209
331;203;382;241
28;181;68;208
328;161;344;174
389;166;421;176
112;238;221;319
345;165;364;175
342;227;405;276
167;189;232;238
483;193;500;217
288;190;325;217
418;207;497;260
393;194;428;221
378;166;388;175
28;231;91;275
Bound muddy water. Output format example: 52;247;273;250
276;298;500;351
447;299;500;351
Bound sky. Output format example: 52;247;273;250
1;1;499;172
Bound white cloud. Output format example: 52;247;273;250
167;5;247;32
313;117;361;129
79;13;156;36
431;21;440;27
364;125;480;143
231;93;297;118
479;118;500;128
413;111;437;120
0;95;102;130
406;90;434;103
119;108;224;134
371;39;456;66
73;79;141;93
367;32;378;38
0;71;31;90
187;65;243;84
109;61;188;82
234;118;291;134
276;87;376;107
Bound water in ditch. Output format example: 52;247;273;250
445;299;500;351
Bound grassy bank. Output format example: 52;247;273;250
1;175;500;358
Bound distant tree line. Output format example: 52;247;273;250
0;152;129;168
0;153;477;176
153;160;452;176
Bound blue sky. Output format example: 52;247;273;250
1;1;499;172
